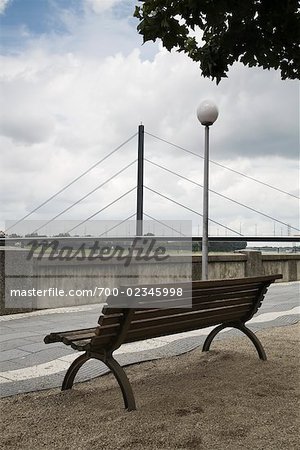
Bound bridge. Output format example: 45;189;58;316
2;125;299;244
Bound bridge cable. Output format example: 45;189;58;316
144;186;243;236
5;133;137;232
145;159;300;232
144;212;186;236
98;213;136;237
66;187;136;233
145;132;299;200
31;160;137;234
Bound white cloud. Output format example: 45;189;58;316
0;0;10;14
84;0;121;14
0;6;299;237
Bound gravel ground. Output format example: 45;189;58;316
1;324;299;450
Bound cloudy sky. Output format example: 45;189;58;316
0;0;299;238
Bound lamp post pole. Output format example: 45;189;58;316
202;125;210;280
197;100;219;280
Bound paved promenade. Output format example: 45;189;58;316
0;282;299;397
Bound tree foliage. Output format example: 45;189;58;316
134;0;300;83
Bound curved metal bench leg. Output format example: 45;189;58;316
105;357;136;411
202;322;267;361
202;324;227;352
62;353;90;390
235;323;267;361
61;353;136;410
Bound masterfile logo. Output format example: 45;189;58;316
26;237;170;267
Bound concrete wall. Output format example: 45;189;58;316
1;249;299;311
261;254;299;282
193;252;299;281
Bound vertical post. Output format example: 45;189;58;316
136;124;144;236
202;125;209;280
197;99;218;280
0;239;5;313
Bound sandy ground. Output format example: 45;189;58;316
1;324;299;450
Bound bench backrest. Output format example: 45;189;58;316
90;275;281;353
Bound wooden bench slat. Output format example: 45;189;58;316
60;324;118;339
192;283;263;297
46;324;121;346
44;327;97;344
131;297;255;323
103;280;265;303
119;293;256;312
101;280;263;313
62;332;99;345
107;275;280;296
113;291;259;310
190;282;263;298
94;323;121;336
128;303;252;333
70;339;93;351
110;275;279;291
125;311;248;343
104;284;264;310
71;334;119;351
57;327;96;337
128;305;251;338
90;333;122;350
102;306;145;315
98;312;123;326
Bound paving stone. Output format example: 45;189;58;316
0;331;41;343
6;347;74;369
0;326;16;336
18;342;62;353
0;349;31;362
0;338;35;352
0;376;10;383
23;335;46;343
0;373;65;398
0;360;25;372
259;302;299;314
5;320;53;330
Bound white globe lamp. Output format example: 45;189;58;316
197;100;219;126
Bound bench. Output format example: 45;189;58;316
44;274;282;411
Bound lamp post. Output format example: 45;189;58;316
197;100;219;280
